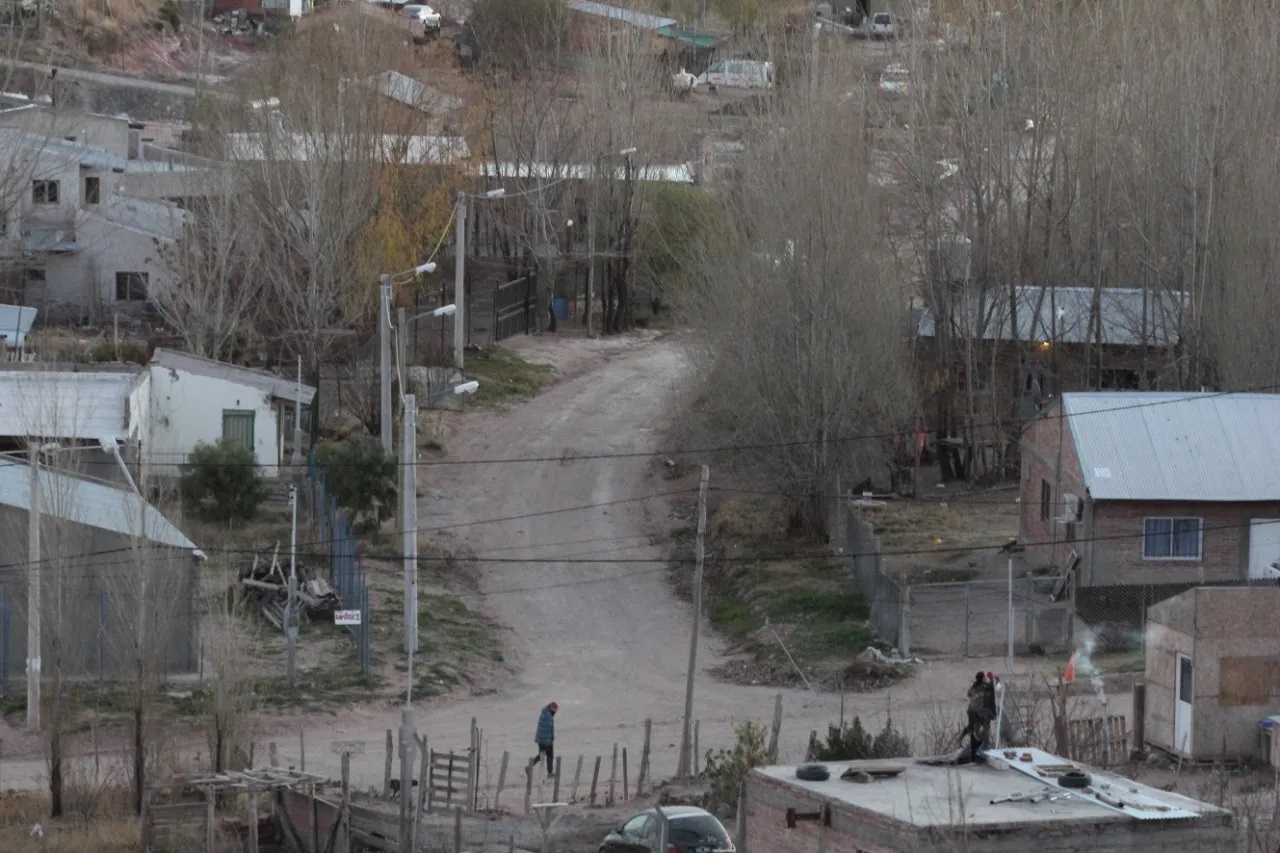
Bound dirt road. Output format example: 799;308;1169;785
0;334;1109;802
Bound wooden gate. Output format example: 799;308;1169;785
493;274;534;342
427;750;475;813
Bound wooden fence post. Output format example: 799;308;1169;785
413;735;430;851
494;750;510;812
637;720;651;795
735;780;748;853
589;756;602;806
248;788;260;853
694;720;701;776
453;805;463;853
384;729;394;799
140;787;152;853
308;783;319;853
768;694;783;761
553;756;562;802
608;744;618;806
268;742;279;768
524;761;534;815
300;730;306;772
571;755;584;803
622;749;629;802
204;786;215;853
341;752;353;852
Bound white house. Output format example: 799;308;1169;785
0;350;315;479
141;349;316;478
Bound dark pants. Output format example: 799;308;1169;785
531;742;554;775
966;711;990;761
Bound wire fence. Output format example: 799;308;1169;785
306;453;373;675
841;502;1071;657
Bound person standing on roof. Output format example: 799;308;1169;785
529;701;558;780
965;671;992;762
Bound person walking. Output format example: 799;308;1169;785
529;701;558;779
964;672;992;762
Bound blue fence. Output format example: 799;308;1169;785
307;454;373;674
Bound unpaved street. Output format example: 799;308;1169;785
0;334;1106;804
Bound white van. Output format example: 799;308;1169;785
697;59;775;91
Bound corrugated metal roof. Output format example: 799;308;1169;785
151;349;316;405
480;160;695;184
1062;392;1280;501
0;304;36;347
0;370;139;440
225;132;470;165
568;1;677;30
365;71;462;115
918;286;1189;347
0;460;200;553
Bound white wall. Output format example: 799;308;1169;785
75;213;175;318
144;366;282;478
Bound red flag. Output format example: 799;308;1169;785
1064;652;1076;684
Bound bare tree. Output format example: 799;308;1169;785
684;93;917;533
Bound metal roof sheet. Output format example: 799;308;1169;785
1061;392;1280;501
0;370;139;440
150;349;316;405
0;459;200;553
568;1;677;30
918;286;1189;347
0;304;37;347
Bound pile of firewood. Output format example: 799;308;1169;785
239;545;341;629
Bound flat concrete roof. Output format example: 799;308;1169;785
754;754;1226;830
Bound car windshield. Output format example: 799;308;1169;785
874;13;890;23
670;815;729;842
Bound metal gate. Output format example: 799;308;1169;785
493;274;534;342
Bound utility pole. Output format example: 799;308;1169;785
677;465;710;777
26;443;40;731
287;485;298;688
585;213;596;337
402;394;419;656
379;273;394;455
453;196;467;371
291;355;304;470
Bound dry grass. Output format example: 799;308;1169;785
0;790;138;853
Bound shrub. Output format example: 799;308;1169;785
805;715;912;762
179;439;267;524
702;720;769;811
314;437;397;533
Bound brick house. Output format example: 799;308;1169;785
1020;392;1280;640
1145;586;1280;761
742;756;1232;852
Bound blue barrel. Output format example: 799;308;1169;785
554;297;569;320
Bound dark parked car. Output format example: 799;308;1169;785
599;806;735;853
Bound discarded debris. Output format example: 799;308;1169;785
237;544;341;629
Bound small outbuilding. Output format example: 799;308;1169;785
1144;585;1280;761
743;751;1232;852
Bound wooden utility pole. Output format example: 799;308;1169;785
26;443;40;731
677;465;710;777
287;486;298;688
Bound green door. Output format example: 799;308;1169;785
221;409;256;453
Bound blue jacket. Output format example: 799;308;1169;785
535;706;555;745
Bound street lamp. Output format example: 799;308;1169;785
453;188;506;372
379;261;442;454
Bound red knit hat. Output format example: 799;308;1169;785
548;701;559;711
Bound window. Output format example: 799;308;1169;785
115;271;149;301
83;176;100;205
31;179;59;204
1040;480;1051;521
1142;517;1203;560
24;268;45;284
1065;522;1077;542
621;814;652;839
221;410;256;452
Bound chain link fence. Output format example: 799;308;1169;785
306;454;373;674
842;502;1071;657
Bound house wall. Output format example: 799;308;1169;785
74;213;174;319
743;771;1232;852
1144;592;1196;755
0;506;198;680
1088;501;1280;587
1190;588;1280;760
1019;400;1087;572
144;365;282;477
0;109;132;158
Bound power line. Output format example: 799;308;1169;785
130;379;1280;470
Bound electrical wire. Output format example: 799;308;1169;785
128;378;1280;469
